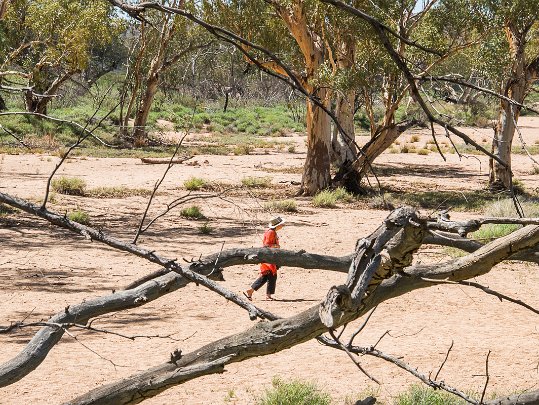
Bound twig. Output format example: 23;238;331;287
348;305;378;346
0;124;30;148
420;277;539;315
434;339;454;381
328;329;380;384
133;103;198;244
318;335;478;404
480;350;491;404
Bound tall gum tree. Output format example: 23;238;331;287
265;0;332;195
488;1;539;190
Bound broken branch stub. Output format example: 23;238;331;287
320;207;425;328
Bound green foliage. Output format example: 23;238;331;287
394;385;468;405
312;191;337;208
85;186;152;198
258;377;331;405
264;199;298;213
0;203;16;217
241;176;272;188
472;198;539;242
67;209;90;225
199;222;213;234
51;177;87;196
180;205;205;219
184;177;207;191
312;187;354;208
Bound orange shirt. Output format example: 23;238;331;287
260;229;279;275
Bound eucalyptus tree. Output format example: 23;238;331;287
124;1;213;146
0;0;122;114
485;0;539;191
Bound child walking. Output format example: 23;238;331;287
244;216;285;301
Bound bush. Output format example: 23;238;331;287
312;190;337;208
199;222;213;234
395;385;468;405
473;198;539;242
0;203;16;216
313;187;354;208
180;205;205;219
241;176;272;188
332;187;355;203
184;177;207;191
258;377;331;405
51;177;86;196
67;209;90;225
264;199;298;213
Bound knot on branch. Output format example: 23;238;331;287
134;295;148;304
319;285;352;328
169;349;182;366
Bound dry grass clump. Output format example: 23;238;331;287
51;177;86;196
264;199;298;212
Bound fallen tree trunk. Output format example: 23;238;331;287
68;220;539;404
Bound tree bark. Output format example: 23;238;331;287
275;1;332;195
68;220;539;404
489;22;538;191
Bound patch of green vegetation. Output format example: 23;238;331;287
257;377;331;405
241;176;272;188
199;222;213;234
394;385;468;405
180;205;205;219
394;189;496;212
264;199;298;213
184;177;207;191
51;177;87;196
313;187;355;208
332;187;355;202
85;186;152;198
472;198;539;242
0;203;16;217
67;209;90;225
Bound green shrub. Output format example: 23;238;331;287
199;222;213;234
394;385;468;405
85;186;151;198
51;177;86;196
312;190;338;208
332;187;355;203
258;377;331;405
184;177;207;191
417;148;430;155
473;198;539;241
313;188;354;208
67;209;90;225
241;176;272;188
180;205;205;219
0;203;16;216
264;199;298;213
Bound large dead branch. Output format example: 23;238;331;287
66;212;539;404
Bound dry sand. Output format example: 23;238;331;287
1;118;539;404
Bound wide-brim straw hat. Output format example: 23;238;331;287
268;216;285;229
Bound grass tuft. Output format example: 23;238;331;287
51;177;87;196
395;385;468;405
184;177;208;191
241;176;272;188
313;187;355;208
67;209;90;225
180;205;205;219
85;186;152;198
264;199;298;213
472;198;539;242
199;222;213;234
258;377;331;405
